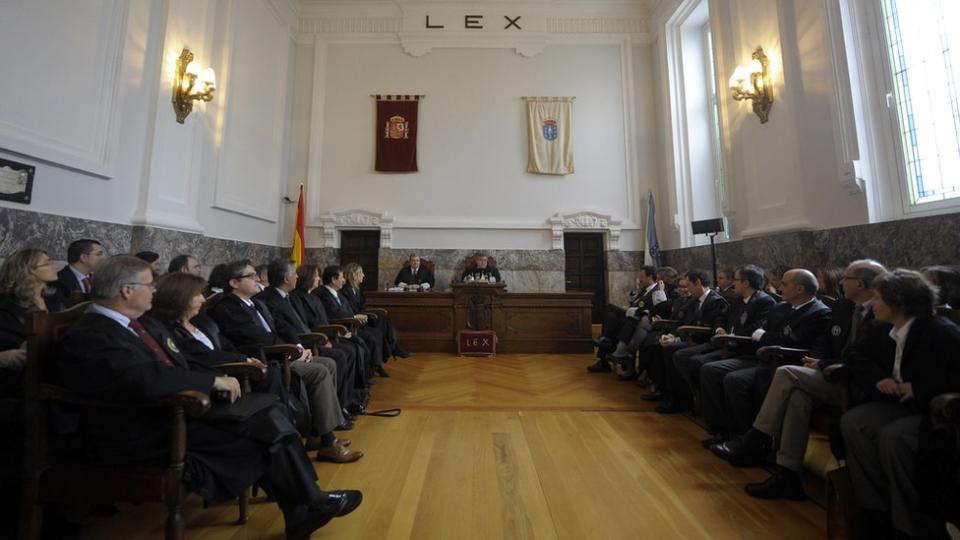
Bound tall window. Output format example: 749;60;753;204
881;0;960;206
704;25;729;239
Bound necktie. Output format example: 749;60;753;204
248;302;273;333
848;304;866;345
81;275;93;294
128;319;174;367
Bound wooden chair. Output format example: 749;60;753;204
19;304;266;540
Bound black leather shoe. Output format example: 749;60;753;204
346;402;366;415
641;391;664;402
376;366;390;377
341;408;357;422
617;369;638;381
655;401;689;414
592;336;612;347
711;429;772;467
393;345;410;358
586;360;611;373
334;421;354;431
745;469;806;500
701;434;725;449
286;490;363;540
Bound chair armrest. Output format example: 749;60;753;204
216;362;268;383
822;363;850;384
312;324;349;338
261;344;301;358
931;393;960;430
676;325;713;338
710;334;754;347
366;308;388;318
159;390;212;418
757;346;809;364
299;332;331;348
651;319;679;331
331;317;361;329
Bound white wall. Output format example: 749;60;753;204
0;0;298;247
298;0;659;253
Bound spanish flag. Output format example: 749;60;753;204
291;184;306;267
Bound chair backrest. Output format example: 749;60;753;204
463;255;497;270
24;301;90;397
937;305;960;324
404;258;435;273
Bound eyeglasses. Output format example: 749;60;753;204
236;272;258;281
124;282;156;290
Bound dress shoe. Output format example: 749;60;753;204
393;345;410;358
586;359;611;373
285;490;363;540
710;429;772;467
701;433;725;449
337;438;351;447
376;366;390;377
333;420;354;431
592;336;612;347
341;408;357;422
655;401;689;414
641;391;664;402
316;440;364;463
346;402;366;415
617;369;638;381
745;468;806;500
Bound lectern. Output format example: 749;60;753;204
452;282;505;354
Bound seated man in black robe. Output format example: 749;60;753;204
55;255;362;540
460;252;502;283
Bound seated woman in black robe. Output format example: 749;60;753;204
149;272;283;396
342;262;409;358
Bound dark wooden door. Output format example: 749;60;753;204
564;232;606;323
340;230;380;292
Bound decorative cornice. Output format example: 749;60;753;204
319;210;395;247
545;17;648;34
299;17;400;34
550;211;623;250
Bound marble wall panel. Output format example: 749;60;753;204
305;248;339;270
0;207;131;261
606;250;645;272
129;226;287;275
663;212;960;276
607;271;637;307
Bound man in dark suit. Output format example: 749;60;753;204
257;259;362;415
317;265;389;378
394;253;435;291
653;269;730;413
713;260;888;497
54;238;105;307
840;269;960;538
672;264;775;422
55;255;361;540
701;268;832;441
460;252;502;283
168;254;202;275
588;265;662;373
209;260;362;463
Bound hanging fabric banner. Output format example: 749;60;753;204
525;97;574;175
375;95;421;172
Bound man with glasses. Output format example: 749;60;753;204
56;255;362;539
210;260;362;463
712;260;888;499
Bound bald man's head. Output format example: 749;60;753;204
781;268;819;305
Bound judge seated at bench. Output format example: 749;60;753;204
460;252;502;284
394;253;435;291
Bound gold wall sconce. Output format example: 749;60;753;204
728;46;773;123
172;47;216;124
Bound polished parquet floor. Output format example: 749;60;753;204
83;353;826;539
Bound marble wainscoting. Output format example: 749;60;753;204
606;251;645;306
0;206;132;261
377;249;566;293
304;248;340;270
662;212;960;275
0;207;290;276
129;226;287;274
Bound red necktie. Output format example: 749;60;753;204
81;275;93;293
128;319;175;367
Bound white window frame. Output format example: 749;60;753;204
841;0;960;221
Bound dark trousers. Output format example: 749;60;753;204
699;357;757;436
672;343;722;403
600;305;627;341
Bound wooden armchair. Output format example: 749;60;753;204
709;333;757;358
18;304;265;540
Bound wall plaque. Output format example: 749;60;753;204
0;158;35;205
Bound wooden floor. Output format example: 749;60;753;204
83;354;826;539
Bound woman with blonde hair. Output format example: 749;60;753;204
342;263;409;359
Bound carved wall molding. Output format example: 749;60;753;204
550;211;622;250
299;17;400;34
319;209;394;248
545;17;648;34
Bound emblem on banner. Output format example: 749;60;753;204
831;325;842;337
384;115;409;140
542;119;558;141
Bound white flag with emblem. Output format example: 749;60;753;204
526;98;574;175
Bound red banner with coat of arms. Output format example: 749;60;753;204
375;95;420;172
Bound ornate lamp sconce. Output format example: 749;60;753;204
728;46;773;123
172;48;216;124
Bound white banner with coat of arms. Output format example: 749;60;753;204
525;97;574;175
